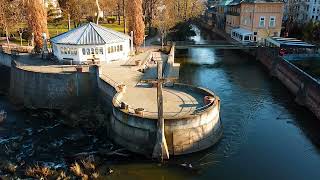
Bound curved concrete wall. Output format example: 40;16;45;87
109;83;222;156
9;62;97;109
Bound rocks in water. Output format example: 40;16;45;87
0;161;17;174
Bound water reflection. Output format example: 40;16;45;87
1;25;320;179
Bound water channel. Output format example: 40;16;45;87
1;26;320;179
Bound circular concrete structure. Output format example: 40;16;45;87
110;83;222;156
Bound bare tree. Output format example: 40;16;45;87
25;0;49;51
58;0;95;28
0;0;24;44
129;0;145;48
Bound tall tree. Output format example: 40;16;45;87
0;0;24;44
58;0;95;28
25;0;49;51
129;0;145;47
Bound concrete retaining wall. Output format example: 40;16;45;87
257;48;320;119
0;65;10;93
109;83;222;156
0;52;12;67
9;62;97;109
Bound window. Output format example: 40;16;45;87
120;45;123;51
312;15;314;19
316;16;319;20
108;47;111;53
60;47;64;54
117;45;120;52
313;8;315;12
91;48;94;54
74;49;77;55
244;36;250;40
259;16;265;27
82;48;86;55
111;46;114;53
99;47;103;54
95;47;99;54
269;16;276;27
86;48;90;55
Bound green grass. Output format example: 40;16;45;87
0;38;29;46
1;21;127;46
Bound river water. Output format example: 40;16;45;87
1;26;320;179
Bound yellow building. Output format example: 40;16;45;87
229;1;284;44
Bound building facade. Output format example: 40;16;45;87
306;0;320;21
225;3;241;34
229;1;284;43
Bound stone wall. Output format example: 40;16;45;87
9;62;97;109
109;83;222;156
0;65;10;93
257;48;320;119
0;52;12;67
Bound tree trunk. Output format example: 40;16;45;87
96;0;101;24
68;13;71;30
184;0;188;20
5;26;9;45
117;0;121;25
123;0;126;34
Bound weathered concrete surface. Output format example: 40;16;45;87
110;84;222;156
97;48;222;156
0;65;10;93
9;61;97;109
0;52;12;67
257;47;320;119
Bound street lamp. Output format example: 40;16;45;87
157;2;166;49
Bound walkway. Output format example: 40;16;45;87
100;51;205;119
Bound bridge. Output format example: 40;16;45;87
173;40;258;50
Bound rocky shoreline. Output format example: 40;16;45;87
0;95;133;179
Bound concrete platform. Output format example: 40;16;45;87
100;52;206;119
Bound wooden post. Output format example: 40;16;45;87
152;60;170;161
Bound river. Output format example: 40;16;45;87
1;26;320;179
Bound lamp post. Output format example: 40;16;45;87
157;2;166;50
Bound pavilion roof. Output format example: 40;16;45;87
51;22;130;45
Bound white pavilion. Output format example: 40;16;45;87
50;22;131;64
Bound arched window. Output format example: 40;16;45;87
86;48;90;55
117;45;120;52
64;47;67;54
82;48;86;55
74;49;77;55
60;47;64;54
67;48;71;54
111;46;114;53
108;47;111;53
91;48;94;54
120;45;123;51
